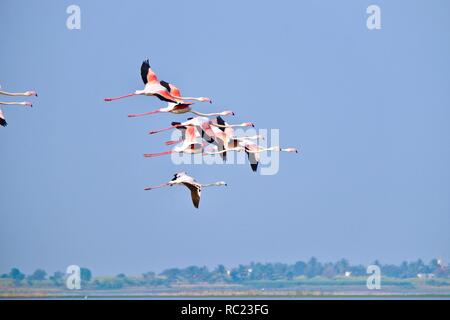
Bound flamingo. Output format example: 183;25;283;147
127;82;229;118
163;122;192;146
144;172;227;208
128;107;234;118
162;119;261;147
206;143;298;156
143;124;211;158
163;121;208;146
204;139;298;172
153;115;258;157
148;116;254;136
148;117;254;159
104;59;211;104
208;116;263;161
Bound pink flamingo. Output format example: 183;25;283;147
207;116;263;161
127;82;228;118
143;125;209;158
144;172;227;208
148;116;253;136
204;137;298;172
104;60;211;104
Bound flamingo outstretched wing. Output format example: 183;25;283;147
183;182;201;208
141;59;158;84
245;144;260;172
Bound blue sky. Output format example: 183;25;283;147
1;0;449;275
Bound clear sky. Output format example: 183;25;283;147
1;0;449;275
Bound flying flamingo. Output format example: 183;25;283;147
148;116;254;158
208;116;263;161
206;143;298;156
104;59;212;104
144;172;227;208
204;139;298;172
143;124;211;158
163;121;206;146
127;82;228;118
207;116;294;171
148;116;254;137
128;107;235;118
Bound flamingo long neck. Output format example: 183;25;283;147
177;96;203;102
235;135;263;141
191;110;229;117
213;123;248;129
0;101;27;106
201;182;226;188
247;146;297;153
204;147;242;156
0;91;28;97
247;146;280;154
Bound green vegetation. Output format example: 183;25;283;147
1;258;449;297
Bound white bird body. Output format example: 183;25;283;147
145;172;226;208
142;82;169;96
160;102;191;114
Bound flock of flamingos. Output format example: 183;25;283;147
1;60;298;208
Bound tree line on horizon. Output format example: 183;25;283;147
1;257;448;289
